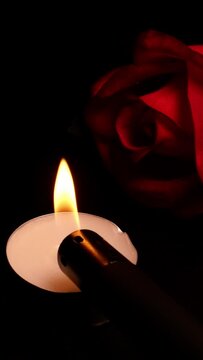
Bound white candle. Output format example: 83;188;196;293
6;211;138;293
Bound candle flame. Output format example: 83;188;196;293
54;158;80;227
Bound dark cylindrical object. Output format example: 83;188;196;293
58;229;203;358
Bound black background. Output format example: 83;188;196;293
1;5;203;359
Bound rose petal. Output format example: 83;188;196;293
187;50;203;182
92;68;120;96
154;112;194;158
85;96;122;138
115;103;153;161
133;30;196;64
94;61;184;98
126;175;197;208
134;31;203;183
140;72;193;133
190;45;203;55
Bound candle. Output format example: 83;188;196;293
6;158;138;293
6;212;137;292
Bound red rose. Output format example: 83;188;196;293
85;30;203;217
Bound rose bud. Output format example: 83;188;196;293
85;30;203;217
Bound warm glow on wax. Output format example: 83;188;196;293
54;158;80;227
